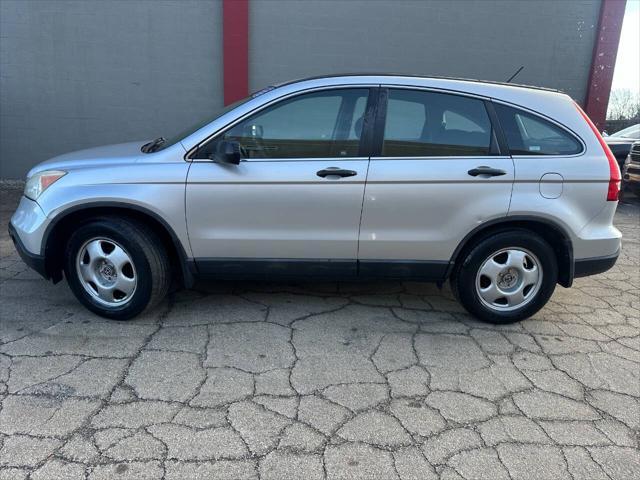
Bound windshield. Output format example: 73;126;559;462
610;124;640;139
148;87;275;153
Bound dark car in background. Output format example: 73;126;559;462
605;124;640;170
623;141;640;198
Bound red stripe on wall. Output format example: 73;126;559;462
223;0;249;105
584;0;626;130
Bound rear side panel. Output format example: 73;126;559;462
502;95;621;260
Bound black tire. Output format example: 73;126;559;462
63;217;171;320
451;229;558;324
631;185;640;198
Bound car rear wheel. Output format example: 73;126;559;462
451;230;558;324
64;217;170;320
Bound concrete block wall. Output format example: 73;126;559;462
0;0;223;178
1;0;601;178
249;0;600;98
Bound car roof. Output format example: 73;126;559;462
609;123;640;138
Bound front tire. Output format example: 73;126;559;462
451;230;558;324
64;217;170;320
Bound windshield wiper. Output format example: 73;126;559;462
141;137;166;153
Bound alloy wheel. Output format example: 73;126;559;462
475;247;542;312
76;237;137;307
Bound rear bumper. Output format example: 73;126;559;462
574;249;619;279
8;222;49;280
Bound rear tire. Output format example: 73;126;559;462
451;230;557;324
63;217;171;320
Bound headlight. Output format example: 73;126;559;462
24;170;67;200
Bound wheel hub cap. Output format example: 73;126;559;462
498;268;519;289
98;262;117;282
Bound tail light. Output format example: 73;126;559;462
574;102;621;201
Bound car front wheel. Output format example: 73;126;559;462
451;230;558;324
64;217;170;320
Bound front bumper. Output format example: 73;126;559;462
8;195;51;280
10;195;49;255
8;222;49;279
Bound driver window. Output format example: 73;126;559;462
199;89;369;159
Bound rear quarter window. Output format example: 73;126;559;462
494;103;582;156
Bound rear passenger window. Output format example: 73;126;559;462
494;104;582;155
381;89;493;157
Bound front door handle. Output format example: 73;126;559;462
467;166;507;177
317;167;357;178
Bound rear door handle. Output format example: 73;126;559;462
317;167;357;178
467;166;507;177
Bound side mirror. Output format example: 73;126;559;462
210;140;241;165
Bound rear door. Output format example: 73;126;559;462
186;87;375;278
358;87;514;278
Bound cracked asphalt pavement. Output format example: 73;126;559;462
0;183;639;480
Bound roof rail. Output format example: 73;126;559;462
274;73;563;94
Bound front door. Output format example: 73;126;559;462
186;87;373;278
358;87;515;279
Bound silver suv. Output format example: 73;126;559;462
9;75;622;323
